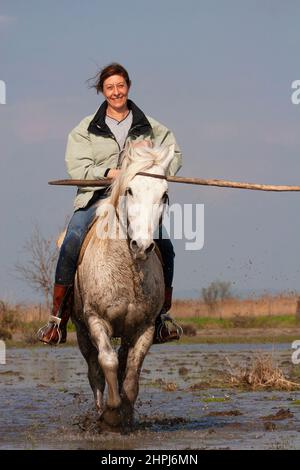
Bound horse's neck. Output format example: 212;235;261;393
96;196;125;242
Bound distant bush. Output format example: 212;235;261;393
23;331;39;345
0;326;12;340
0;300;7;314
230;315;256;328
0;310;20;332
0;300;21;339
181;323;197;336
202;280;232;313
13;225;58;310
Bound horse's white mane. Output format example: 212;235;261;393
109;143;168;209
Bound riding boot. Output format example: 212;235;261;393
37;284;73;345
153;286;182;344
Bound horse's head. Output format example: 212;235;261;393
110;143;175;260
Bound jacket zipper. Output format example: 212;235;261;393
96;123;123;168
96;123;120;147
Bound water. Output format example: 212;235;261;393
0;343;300;449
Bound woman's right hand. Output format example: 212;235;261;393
107;168;121;179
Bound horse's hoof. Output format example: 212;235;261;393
100;407;122;428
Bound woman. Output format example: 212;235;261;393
38;63;183;345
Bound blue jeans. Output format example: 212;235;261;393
55;190;175;287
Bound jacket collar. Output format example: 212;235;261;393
87;99;152;138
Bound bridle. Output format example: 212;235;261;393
113;188;170;246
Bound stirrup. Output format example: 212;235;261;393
37;315;62;345
157;313;183;342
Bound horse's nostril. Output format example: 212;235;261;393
145;242;155;254
130;240;138;251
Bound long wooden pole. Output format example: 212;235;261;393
49;173;300;192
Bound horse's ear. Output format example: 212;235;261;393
160;144;175;172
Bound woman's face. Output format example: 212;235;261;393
102;74;130;111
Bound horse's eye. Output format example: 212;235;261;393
126;187;133;196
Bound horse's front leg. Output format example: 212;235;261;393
120;325;155;426
74;319;105;413
87;315;121;411
117;340;129;392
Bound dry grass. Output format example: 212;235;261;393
0;293;299;324
162;382;178;392
226;354;300;391
172;294;299;318
0;301;47;342
0;301;48;323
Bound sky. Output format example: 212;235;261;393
1;0;300;302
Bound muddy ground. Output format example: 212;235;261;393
1;342;300;450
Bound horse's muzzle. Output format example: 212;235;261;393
130;239;155;259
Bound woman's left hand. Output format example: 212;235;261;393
132;140;152;149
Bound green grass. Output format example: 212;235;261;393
178;334;300;345
176;314;299;329
2;314;299;348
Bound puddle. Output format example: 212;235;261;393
0;343;300;449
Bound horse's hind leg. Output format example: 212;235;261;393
87;315;121;411
75;321;105;413
120;326;155;426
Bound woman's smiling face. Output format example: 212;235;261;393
102;74;130;111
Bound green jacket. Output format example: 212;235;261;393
65;100;183;211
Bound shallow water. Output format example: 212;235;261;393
1;343;300;450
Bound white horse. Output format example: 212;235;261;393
72;143;175;428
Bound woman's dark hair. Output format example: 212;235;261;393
88;63;131;94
